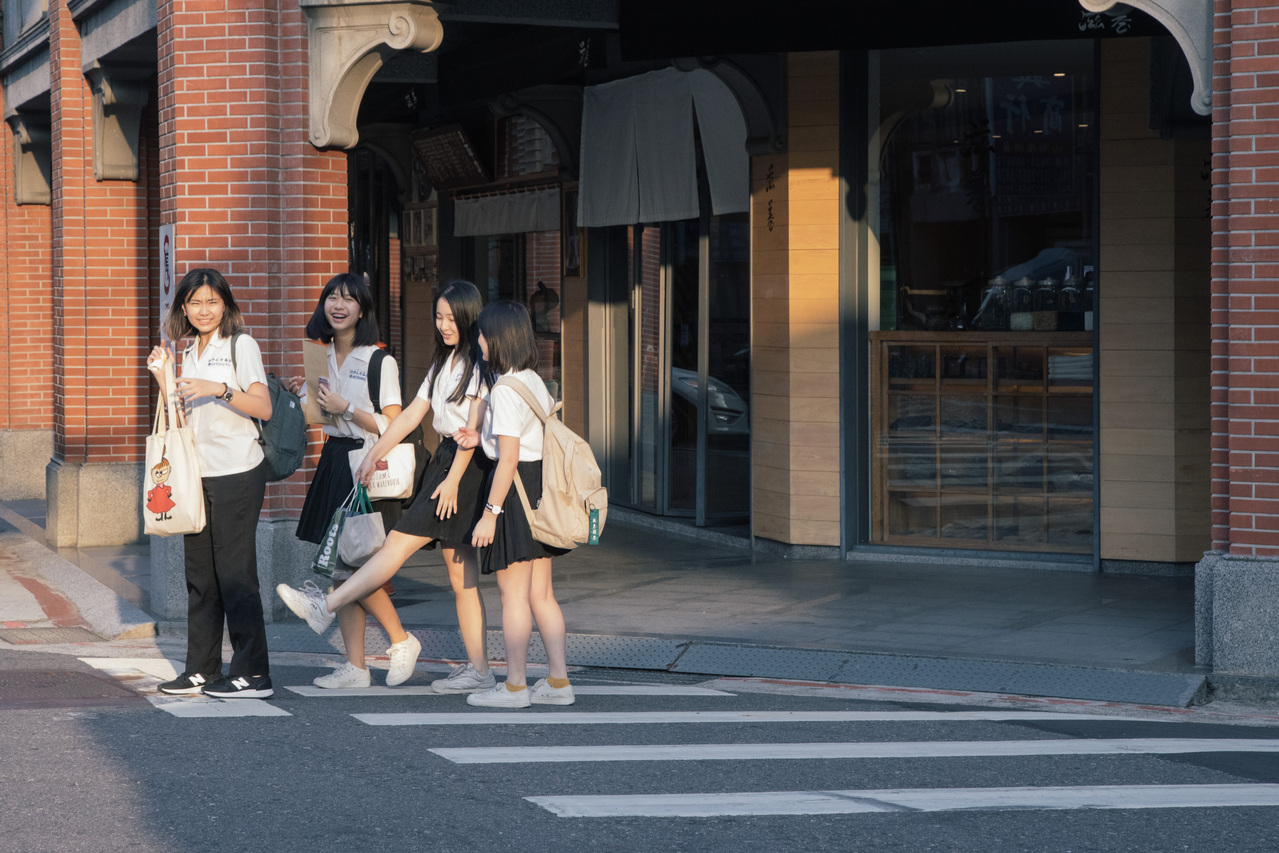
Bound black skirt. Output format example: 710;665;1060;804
479;459;570;575
296;435;405;545
393;436;491;547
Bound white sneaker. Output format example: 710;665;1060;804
529;678;575;706
432;663;497;694
466;682;531;708
313;662;371;689
276;580;334;634
385;634;421;687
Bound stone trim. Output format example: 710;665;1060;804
298;0;444;149
1080;0;1212;116
85;62;150;181
7;113;52;205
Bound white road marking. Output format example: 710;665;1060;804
353;710;1149;727
528;784;1279;818
79;657;291;718
433;737;1279;764
286;684;733;698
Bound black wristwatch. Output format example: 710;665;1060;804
219;383;234;403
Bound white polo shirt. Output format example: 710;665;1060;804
480;369;555;462
417;355;482;438
318;345;402;441
180;331;268;477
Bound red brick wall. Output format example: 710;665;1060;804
1211;0;1279;555
50;0;152;465
0;97;54;435
157;0;347;515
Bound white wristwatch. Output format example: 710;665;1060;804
342;401;355;422
485;502;503;516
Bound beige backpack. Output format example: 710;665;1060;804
494;377;608;550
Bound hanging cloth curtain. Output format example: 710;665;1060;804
453;187;561;237
578;67;748;228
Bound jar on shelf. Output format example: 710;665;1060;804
1032;277;1058;331
1058;269;1084;331
1009;276;1034;330
976;276;1009;330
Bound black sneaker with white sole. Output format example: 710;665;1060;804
202;674;273;699
158;672;213;695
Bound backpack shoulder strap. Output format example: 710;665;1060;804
494;376;554;422
229;331;243;374
368;348;387;414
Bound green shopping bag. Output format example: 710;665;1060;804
311;505;346;578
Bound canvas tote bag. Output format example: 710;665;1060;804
144;358;206;537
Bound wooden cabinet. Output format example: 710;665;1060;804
871;332;1094;553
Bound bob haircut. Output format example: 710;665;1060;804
164;268;245;341
305;272;380;347
427;279;486;405
477;300;539;376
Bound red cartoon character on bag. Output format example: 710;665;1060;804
147;457;176;520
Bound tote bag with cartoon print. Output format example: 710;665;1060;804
144;359;206;536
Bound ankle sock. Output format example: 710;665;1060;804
504;681;526;692
547;676;571;689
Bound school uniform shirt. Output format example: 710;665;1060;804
417;355;482;438
317;344;401;441
180;331;268;477
480;369;555;462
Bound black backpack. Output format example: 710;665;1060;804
230;332;307;481
367;348;429;501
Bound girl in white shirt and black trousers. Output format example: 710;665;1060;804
149;269;275;699
288;272;421;689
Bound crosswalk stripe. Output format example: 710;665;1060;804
432;737;1279;765
527;784;1279;818
79;657;291;718
354;710;1148;727
286;684;734;698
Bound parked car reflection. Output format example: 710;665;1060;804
670;368;749;436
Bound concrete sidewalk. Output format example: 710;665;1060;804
0;499;1209;707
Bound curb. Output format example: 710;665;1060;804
0;523;156;641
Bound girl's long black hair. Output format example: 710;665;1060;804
305;272;380;346
428;280;486;405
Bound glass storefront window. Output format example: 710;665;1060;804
869;41;1097;555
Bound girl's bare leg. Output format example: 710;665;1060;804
326;530;431;611
335;601;367;666
494;559;533;686
527;558;567;680
442;543;489;673
359;587;409;645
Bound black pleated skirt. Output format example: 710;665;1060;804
393;436;491;547
296;436;405;561
479;459;570;575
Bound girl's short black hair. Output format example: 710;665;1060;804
164;268;245;340
478;300;539;376
305;272;380;346
428;279;485;405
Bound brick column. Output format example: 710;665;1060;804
1196;0;1279;679
0;91;55;500
151;0;347;619
46;0;153;546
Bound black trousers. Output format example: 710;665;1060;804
183;460;270;678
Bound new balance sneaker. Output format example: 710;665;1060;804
529;678;576;706
466;682;531;708
432;662;497;694
276;580;334;634
158;672;212;695
385;634;422;687
313;662;372;689
203;674;274;699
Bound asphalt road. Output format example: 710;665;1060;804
3;646;1279;853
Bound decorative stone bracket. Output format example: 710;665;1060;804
7;114;52;205
299;0;444;149
1081;0;1212;116
85;62;151;182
